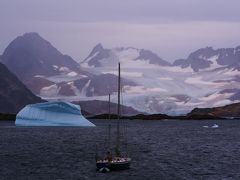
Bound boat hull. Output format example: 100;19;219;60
96;159;131;171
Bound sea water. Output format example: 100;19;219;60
0;119;240;179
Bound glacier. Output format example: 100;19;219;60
34;44;240;115
15;101;95;127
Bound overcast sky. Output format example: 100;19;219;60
0;0;240;62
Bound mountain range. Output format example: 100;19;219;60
173;46;240;71
0;32;239;115
79;41;240;114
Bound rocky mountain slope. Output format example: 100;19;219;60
73;100;141;116
0;32;89;98
81;43;171;68
1;32;82;80
188;102;240;118
173;46;240;72
1;33;137;99
0;62;42;113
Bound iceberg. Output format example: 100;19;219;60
15;101;95;127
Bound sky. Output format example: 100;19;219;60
0;0;240;62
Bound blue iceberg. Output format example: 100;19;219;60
15;101;95;127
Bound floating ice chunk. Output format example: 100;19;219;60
15;101;95;127
211;124;219;128
203;124;219;128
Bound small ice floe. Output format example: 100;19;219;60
203;124;219;128
211;124;219;128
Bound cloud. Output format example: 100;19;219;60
1;0;240;23
0;0;240;62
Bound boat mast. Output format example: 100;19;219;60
116;62;121;156
108;94;111;151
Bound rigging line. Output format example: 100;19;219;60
120;78;129;156
108;94;111;152
101;95;111;153
120;79;125;137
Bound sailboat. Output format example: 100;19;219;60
96;63;131;172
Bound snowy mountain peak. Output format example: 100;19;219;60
174;46;240;72
82;43;111;67
81;44;170;68
22;32;42;39
137;49;171;66
91;43;104;53
1;32;81;80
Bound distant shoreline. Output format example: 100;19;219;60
1;113;239;121
88;113;240;120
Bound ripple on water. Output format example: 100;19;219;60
0;119;240;179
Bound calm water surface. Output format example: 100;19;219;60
0;119;240;180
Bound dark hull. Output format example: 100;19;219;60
96;160;131;171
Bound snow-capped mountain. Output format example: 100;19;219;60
81;43;171;68
0;34;137;106
38;73;136;98
173;46;240;72
1;34;239;115
78;44;240;115
1;33;83;80
0;33;95;98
